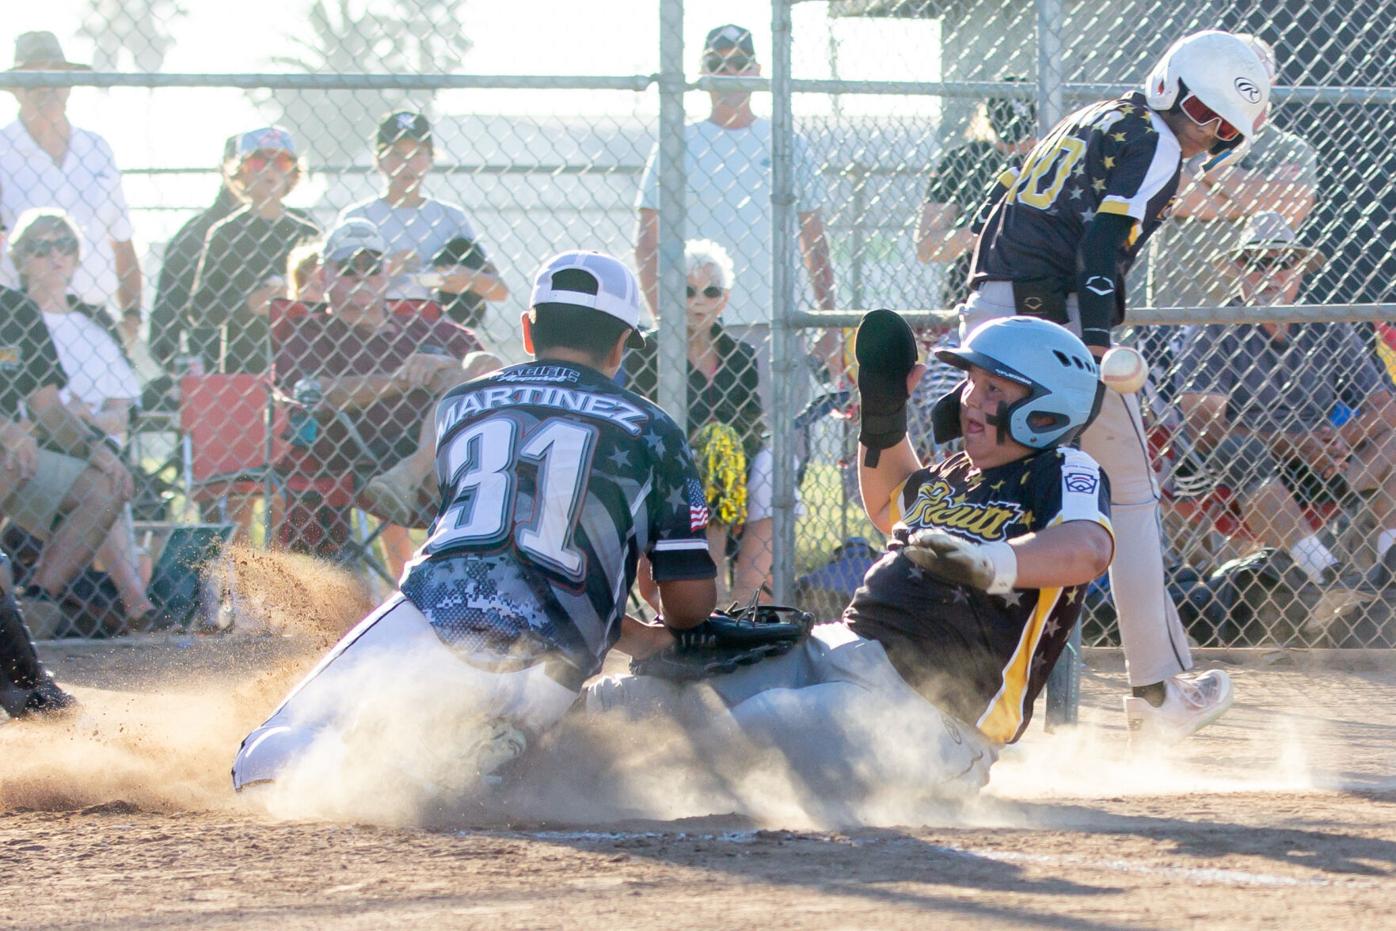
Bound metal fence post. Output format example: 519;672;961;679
1036;0;1080;730
770;0;797;603
657;0;688;430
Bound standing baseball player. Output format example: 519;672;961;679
233;251;717;796
591;314;1115;807
960;30;1271;739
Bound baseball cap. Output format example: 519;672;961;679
377;111;432;151
530;251;646;349
704;24;755;56
231;126;298;161
324;218;388;263
1219;210;1325;273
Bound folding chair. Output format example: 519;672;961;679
178;372;289;527
266;299;445;586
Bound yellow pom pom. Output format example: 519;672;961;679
690;422;748;528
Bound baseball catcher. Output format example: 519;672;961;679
592;313;1116;806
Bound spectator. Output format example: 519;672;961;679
1175;213;1396;616
915;78;1037;309
624;239;772;604
634;23;841;385
285;239;325;304
0;235;134;638
189;126;320;373
148;134;245;373
274;219;496;572
8;208;160;631
1147;36;1317;309
0;31;140;322
338;112;508;324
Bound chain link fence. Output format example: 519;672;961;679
0;2;1392;648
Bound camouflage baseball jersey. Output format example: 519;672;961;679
845;447;1113;744
971;91;1183;320
399;360;716;680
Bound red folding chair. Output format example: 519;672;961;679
178;372;289;525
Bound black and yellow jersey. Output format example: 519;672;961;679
970;92;1183;320
845;447;1113;744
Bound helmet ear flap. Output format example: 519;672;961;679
931;379;967;444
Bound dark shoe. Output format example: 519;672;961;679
0;673;77;720
1368;548;1396;591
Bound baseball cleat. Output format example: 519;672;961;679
473;719;528;786
0;674;78;721
1123;669;1233;747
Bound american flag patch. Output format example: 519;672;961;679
686;479;710;531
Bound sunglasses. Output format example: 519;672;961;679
334;253;385;277
21;237;78;258
703;52;753;74
242;150;296;173
1179;93;1241;142
687;285;725;299
1236;253;1299;272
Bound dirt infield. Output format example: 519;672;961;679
3;632;1395;928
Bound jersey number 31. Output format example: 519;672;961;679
424;416;597;580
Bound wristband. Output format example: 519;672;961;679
981;540;1019;595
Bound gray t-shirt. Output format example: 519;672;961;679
1148;126;1319;308
636;118;827;327
338;197;480;299
1175;319;1394;432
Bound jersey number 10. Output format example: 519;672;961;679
424;416;598;580
1012;135;1087;210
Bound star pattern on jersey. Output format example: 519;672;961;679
1102;155;1117;169
1032;653;1047;676
1080;208;1096;224
666;484;688;512
1068;187;1084;201
1091;178;1106;193
906;563;926;582
996;589;1022;607
989;480;1005;492
1111;131;1127;142
607;447;632;470
951;586;970;605
645;431;667;457
1044;616;1061;637
1065;587;1078;605
1020;472;1031;486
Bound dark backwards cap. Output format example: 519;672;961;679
704;24;755;56
377;111;432;150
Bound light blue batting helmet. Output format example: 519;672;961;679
930;316;1104;449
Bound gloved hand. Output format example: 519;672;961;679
630;604;814;681
903;530;1018;596
854;309;918;466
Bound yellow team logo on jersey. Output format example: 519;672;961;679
900;478;1023;542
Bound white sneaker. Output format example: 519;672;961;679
1123;670;1233;747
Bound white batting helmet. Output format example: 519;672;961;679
1144;31;1271;155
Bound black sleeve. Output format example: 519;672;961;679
148;222;201;369
1075;212;1133;350
189;224;234;327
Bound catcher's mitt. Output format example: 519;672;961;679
629;602;814;681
